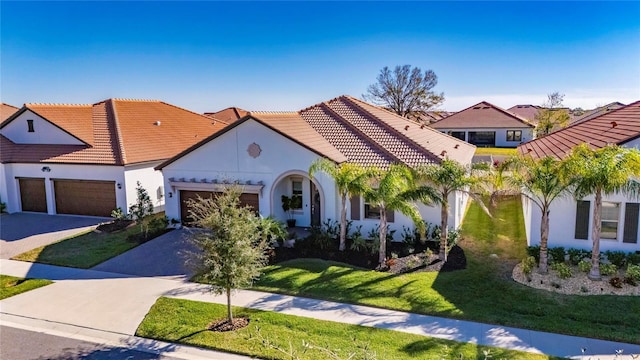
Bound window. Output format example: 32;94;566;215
450;131;465;141
601;202;620;239
27;119;35;132
506;130;522;142
291;179;303;210
364;201;381;219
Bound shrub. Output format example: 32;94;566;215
527;246;541;263
147;216;168;235
600;263;618;276
406;255;421;269
550;262;572;279
321;219;340;239
111;207;127;220
401;225;416;245
520;256;536;276
604;250;627;268
367;224;396;242
627;252;640;266
567;248;591;265
548;247;566;264
350;236;368;253
609;277;623;289
625;264;640;282
578;259;591;273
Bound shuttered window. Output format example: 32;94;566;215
350;196;360;220
574;200;590;240
623;203;639;244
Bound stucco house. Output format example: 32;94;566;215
0;99;227;217
156;95;476;238
517;100;640;252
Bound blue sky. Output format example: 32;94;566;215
1;1;639;112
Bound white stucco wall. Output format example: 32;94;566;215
161;119;338;226
0;164;8;210
528;194;639;253
161;119;463;239
624;137;640;149
1;163;126;214
438;127;534;148
1;110;85;145
124;161;166;214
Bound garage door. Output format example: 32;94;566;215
19;178;47;213
54;180;116;217
180;190;259;224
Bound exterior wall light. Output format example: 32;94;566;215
41;166;51;172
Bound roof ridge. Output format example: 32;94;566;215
151;100;231;125
26;103;92;107
107;99;128;165
318;100;403;165
110;98;160;102
1;103;19;110
341;96;442;163
251;110;297;114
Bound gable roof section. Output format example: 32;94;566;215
203;107;249;123
158;95;474;170
508;104;540;122
432;101;534;129
517;100;640;160
1;103;19;122
0;99;227;165
570;102;626;125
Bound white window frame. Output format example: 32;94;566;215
601;201;620;240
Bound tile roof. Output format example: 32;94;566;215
158;95;475;170
569;102;626;125
431;101;534;129
517;100;640;160
0;99;227;165
203;107;249;123
508;104;541;124
1;103;19;122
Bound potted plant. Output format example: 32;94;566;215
281;194;301;228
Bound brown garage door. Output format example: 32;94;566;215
19;178;47;213
54;180;116;217
180;190;259;224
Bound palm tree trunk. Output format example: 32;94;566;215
340;193;347;251
439;199;449;262
589;190;602;281
379;207;387;267
226;286;233;322
539;208;550;274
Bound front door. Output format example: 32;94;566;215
310;181;321;227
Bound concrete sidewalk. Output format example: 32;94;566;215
1;259;639;359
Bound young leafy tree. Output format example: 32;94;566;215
363;65;444;117
535;92;571;136
309;158;375;251
500;155;575;273
128;181;155;236
416;159;490;262
567;144;640;280
363;164;438;267
185;187;270;323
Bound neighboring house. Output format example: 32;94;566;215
0;99;227;217
517;100;640;252
431;101;535;148
569;102;625;125
203;107;250;123
1;103;20;122
157;95;475;238
508;104;542;126
404;110;456;125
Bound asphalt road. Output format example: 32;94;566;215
0;326;182;360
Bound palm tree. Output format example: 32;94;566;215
567;144;640;280
416;159;489;262
500;155;574;274
309;159;375;251
363;164;438;267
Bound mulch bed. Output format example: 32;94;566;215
386;245;466;274
207;317;250;332
95;219;135;233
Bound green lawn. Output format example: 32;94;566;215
474;147;518;156
0;275;52;300
12;214;169;269
137;297;560;360
254;197;640;344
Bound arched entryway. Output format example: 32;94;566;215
270;170;325;228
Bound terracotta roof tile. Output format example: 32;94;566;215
203;107;249;123
1;103;19;122
432;101;534;129
1;99;228;166
518;100;640;159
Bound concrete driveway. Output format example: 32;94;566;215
0;213;109;259
92;229;196;279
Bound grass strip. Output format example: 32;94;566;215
0;275;52;300
136;297;560;360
